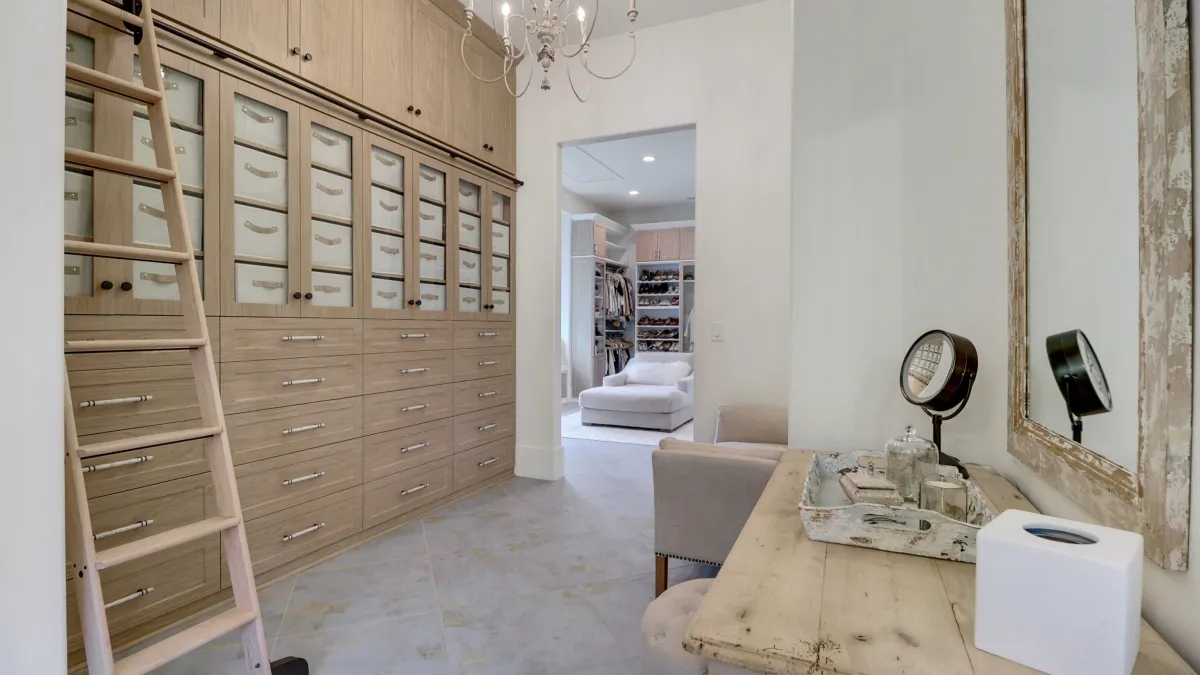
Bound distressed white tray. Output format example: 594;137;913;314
799;450;999;563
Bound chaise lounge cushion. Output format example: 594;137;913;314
580;384;690;414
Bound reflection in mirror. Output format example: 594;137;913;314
1024;0;1139;471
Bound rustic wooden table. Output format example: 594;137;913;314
683;451;1194;675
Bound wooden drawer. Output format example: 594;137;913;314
362;418;454;483
220;317;362;362
362;349;454;395
67;537;220;653
453;436;515;492
87;474;213;562
79;421;210;498
452;347;515;383
65;315;220;369
70;365;201;436
226;397;363;466
453;376;516;416
362;457;452;530
221;355;362;414
453;404;515;452
235;487;362;581
363;384;454;436
363;320;453;353
453;321;515;349
236;439;363;521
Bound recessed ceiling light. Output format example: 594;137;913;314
629;190;640;196
643;156;656;163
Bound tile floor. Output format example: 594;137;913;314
125;438;714;675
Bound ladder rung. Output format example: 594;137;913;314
66;338;207;353
66;62;162;105
114;608;258;675
96;517;240;570
66;147;175;183
71;0;145;28
78;425;223;458
65;240;191;264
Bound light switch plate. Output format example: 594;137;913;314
710;322;724;342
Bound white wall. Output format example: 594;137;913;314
790;0;1199;667
0;1;67;673
517;0;793;477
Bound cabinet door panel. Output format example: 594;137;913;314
362;0;414;122
636;230;657;262
154;0;222;34
300;109;363;318
452;38;485;153
222;0;300;72
657;229;681;261
481;49;516;172
486;186;514;322
412;0;452;140
361;134;415;319
410;157;452;320
680;227;695;261
299;0;363;98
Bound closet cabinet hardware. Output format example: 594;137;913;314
281;471;325;487
478;361;498;367
282;378;325;386
379;245;400;255
82;455;154;473
65;266;81;275
120;281;134;291
401;442;429;453
419;213;435;222
313;234;342;246
407;300;416;306
379;201;399;212
303;53;314;62
66;191;79;201
477;423;499;432
407;105;415;113
462;260;477;269
94;519;153;540
415;109;423;116
401;368;430;374
243;163;278;179
293;292;303;299
243;220;278;235
416;299;424;306
374;152;397;167
401;404;429;412
478;391;498;398
312;130;340;147
101;280;115;290
401;333;428;339
400;483;429;496
139;203;166;219
315;183;343;197
241;106;275;124
477;457;499;467
254;280;285;290
282;423;325;435
79;395;152;409
282;523;325;542
139;273;174;285
304;292;314;300
104;587;154;610
478;332;498;337
377;291;398;299
292;47;302;56
281;335;325;342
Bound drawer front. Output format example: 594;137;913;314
458;211;482;250
418;202;445;241
237;439;363;521
363;457;452;530
80;421;210;499
371;277;406;310
418;165;445;201
234;202;289;262
453;436;515;492
459;250;481;285
370;185;405;233
311;219;353;269
134;116;203;190
452;376;516;416
234;262;289;306
491;256;510;290
221;355;362;414
234;144;288;208
88;474;212;558
370;147;404;190
418;282;448;312
492;222;510;256
364;320;453;353
227;397;363;465
457;182;481;214
452;347;516;383
362;349;453;395
221;317;362;361
133;182;204;251
310;269;354;308
371;231;405;276
418;242;446;280
66;315;220;368
153;63;204;128
458;286;482;314
453;404;515;452
239;487;362;579
70;365;200;436
234;93;287;153
310;168;353;222
310;124;352;174
131;260;202;302
363;383;453;436
362;418;454;483
453;322;515;349
65;96;94;152
64;170;94;239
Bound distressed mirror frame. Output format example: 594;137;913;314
1007;0;1194;571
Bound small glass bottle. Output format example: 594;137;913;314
885;426;939;503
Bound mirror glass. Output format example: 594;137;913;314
903;334;953;404
1024;0;1139;470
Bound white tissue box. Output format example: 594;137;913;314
974;509;1142;675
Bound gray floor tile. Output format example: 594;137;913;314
272;612;452;675
277;557;440;637
436;483;517;516
561;656;641;675
577;566;719;658
308;521;428;572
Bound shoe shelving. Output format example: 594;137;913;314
636;260;694;354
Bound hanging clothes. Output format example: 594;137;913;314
604;338;634;375
603;268;633;319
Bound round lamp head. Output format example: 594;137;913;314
900;330;979;412
1046;329;1112;417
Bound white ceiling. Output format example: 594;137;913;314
460;0;766;40
562;127;695;211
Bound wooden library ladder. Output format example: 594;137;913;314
61;1;307;673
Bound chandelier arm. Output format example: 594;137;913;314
505;56;536;98
559;0;600;59
580;32;637;80
460;32;507;83
565;53;590;102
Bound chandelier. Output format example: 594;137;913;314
462;0;639;101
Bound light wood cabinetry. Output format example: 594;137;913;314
480;50;517;173
486;186;515;320
221;0;300;72
656;229;680;262
636;230;658;262
362;0;414;124
452;38;487;154
298;0;363;98
635;227;693;262
680;227;695;261
411;0;454;141
155;0;222;34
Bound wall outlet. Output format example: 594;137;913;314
710;322;724;342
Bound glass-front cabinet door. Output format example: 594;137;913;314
486;186;514;321
412;157;452;320
221;77;301;317
361;134;412;319
300;109;362;318
453;174;487;320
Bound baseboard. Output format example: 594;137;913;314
516;443;564;480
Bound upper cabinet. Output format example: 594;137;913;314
680;228;695;261
221;0;299;72
411;0;454;141
636;228;693;262
155;0;222;35
362;0;414;124
480;50;516;173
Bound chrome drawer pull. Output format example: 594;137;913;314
244;163;278;179
377;291;398;299
253;280;285;289
401;483;429;496
478;391;498;398
314;234;342;246
461;222;477;231
65;266;81;276
478;361;498;367
401;442;429;453
400;333;427;339
83;455;154;474
65;191;79;201
379;200;400;212
420;213;435;221
314;284;340;293
243;220;279;235
105;587;154;610
420;169;437;181
140;272;176;285
420;253;438;261
282;523;324;542
477;423;499;432
312;130;341;146
241;106;275;124
478;332;498;337
380;245;401;255
477;457;499;468
282;423;324;436
79;395;152;409
402;367;430;374
374;152;397;167
66;116;79;127
282;378;325;386
462;261;477;269
401;404;429;412
281;335;324;342
139;203;167;220
282;471;325;487
94;519;153;540
316;183;344;196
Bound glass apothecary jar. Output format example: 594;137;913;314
885;426;939;502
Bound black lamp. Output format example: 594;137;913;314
1045;329;1112;443
899;330;979;479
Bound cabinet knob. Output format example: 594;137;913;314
407;105;415;113
304;292;314;300
415;299;423;306
120;281;133;292
291;47;301;56
303;52;314;62
100;280;114;291
293;292;302;300
408;299;415;306
415;109;423;116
